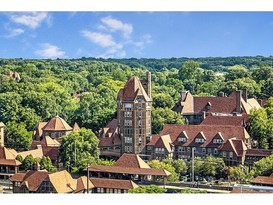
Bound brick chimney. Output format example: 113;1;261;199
236;90;241;113
242;88;248;102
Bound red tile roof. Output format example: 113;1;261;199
246;149;273;157
10;170;49;192
118;76;151;101
251;175;273;186
114;154;150;168
201;115;245;126
42;116;72;131
160;124;249;148
193;95;238;114
219;139;247;157
146;135;160;146
90;178;138;190
99;133;121;147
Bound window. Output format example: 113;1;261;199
138;111;142;117
213;139;222;144
229;152;233;158
124;120;132;126
124;111;132;117
202;148;206;153
124;103;133;108
138;103;142;108
214;148;218;155
223;151;226;157
178;137;187;142
187;147;191;152
138;120;142;126
178;146;183;152
139;137;142;143
208;148;211;154
125;146;133;153
124;129;133;135
195;138;205;143
125;137;132;143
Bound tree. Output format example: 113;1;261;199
201;156;225;178
225;65;249;81
178;60;199;81
251;154;273;177
153;93;174;109
40;156;57;172
229;165;253;183
148;160;179;182
129;185;165;193
152;107;184;134
60;128;100;173
22;154;35;170
5;121;32;151
170;159;187;181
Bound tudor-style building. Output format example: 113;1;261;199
117;72;152;156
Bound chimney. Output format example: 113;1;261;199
180;91;187;101
236;90;241;113
242;88;247;102
146;72;152;99
258;99;263;106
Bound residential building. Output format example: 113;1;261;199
245;149;273;166
98;119;121;158
117;72;152;156
0;122;5;147
0;147;21;179
33;115;79;143
172;89;261;125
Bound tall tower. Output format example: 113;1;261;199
0;122;5;147
117;72;152;155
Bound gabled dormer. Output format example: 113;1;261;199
194;131;206;143
213;132;224;144
206;102;211;110
177;131;188;143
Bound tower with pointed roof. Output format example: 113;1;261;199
117;72;152;156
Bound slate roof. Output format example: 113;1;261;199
160;124;250;148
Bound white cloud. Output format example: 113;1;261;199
35;43;65;58
81;30;116;47
9;12;50;29
5;28;24;38
100;16;133;38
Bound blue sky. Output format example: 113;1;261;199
1;12;273;59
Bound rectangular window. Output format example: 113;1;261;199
202;148;206;153
214;148;218;155
208;148;211;154
139;137;142;143
178;137;187;142
138;103;142;108
124;111;132;117
124;120;132;126
124;103;133;108
138;111;142;117
178;146;183;152
138;120;142;126
124;129;133;135
125;137;132;143
229;152;233;158
223;151;226;157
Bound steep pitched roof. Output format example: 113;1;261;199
114;153;150;168
75;176;94;193
10;170;48;192
219;139;247;157
99;133;121;147
48;170;77;193
17;146;44;159
172;91;194;114
201;115;245;127
160;124;250;148
241;97;261;114
193;95;237;114
72;123;80;132
0;147;21;166
42;116;72;131
146;135;160;146
118;76;151;101
154;135;173;153
90;178;138;190
34;122;47;137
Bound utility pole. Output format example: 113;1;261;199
87;165;89;193
192;147;195;186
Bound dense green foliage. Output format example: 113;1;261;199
129;185;166;193
60;128;100;172
180;188;208;194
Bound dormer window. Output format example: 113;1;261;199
213;132;224;144
213;139;223;144
206;102;211;110
195;131;206;143
195;138;205;143
178;137;187;142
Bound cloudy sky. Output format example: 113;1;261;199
1;11;273;59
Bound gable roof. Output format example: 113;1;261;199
118;76;151;102
90;178;138;190
172;91;194;114
241;98;261;114
75;176;94;193
33;122;47;138
17;146;44;159
160;124;250;148
146;135;160;146
42;116;72;131
72;123;80;132
219;139;247;157
48;170;77;193
114;153;150;169
154;135;173;153
10;170;48;192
